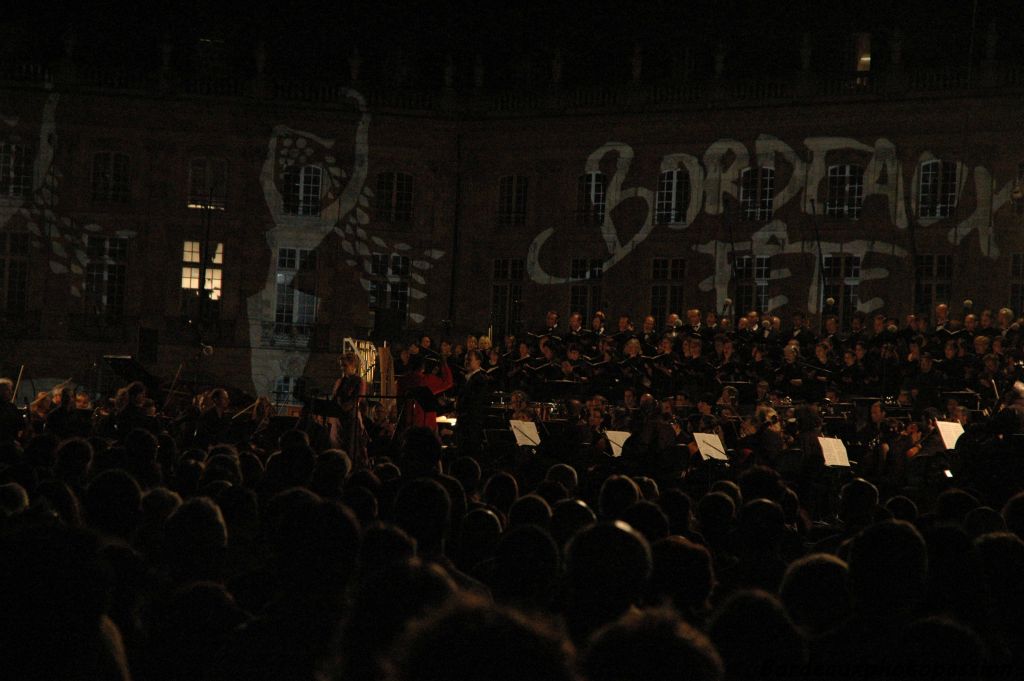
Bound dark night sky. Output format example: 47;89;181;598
4;1;1024;88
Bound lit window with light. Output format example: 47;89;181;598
181;240;223;300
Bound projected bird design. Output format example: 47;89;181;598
2;94;134;301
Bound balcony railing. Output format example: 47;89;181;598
1;58;1022;115
163;316;237;347
258;322;333;351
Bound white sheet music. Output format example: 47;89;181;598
509;420;541;447
693;432;729;461
818;437;850;467
935;421;965;450
605;430;630;458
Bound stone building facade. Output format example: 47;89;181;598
3;50;1024;399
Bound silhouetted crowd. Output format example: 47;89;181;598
4;301;1024;680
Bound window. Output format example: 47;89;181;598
369;253;411;321
282;165;322;216
1011;254;1024;313
272;376;300;410
576;172;606;227
376;171;414;224
914;254;953;311
187;158;227;210
735;255;770;313
918;160;959;219
655;169;690;225
825;164;864;219
0;143;33;198
739;167;774;221
492;257;524;337
650;258;686;322
1015;163;1024;217
275;248;318;333
822;254;861;326
0;231;29;314
570;257;603;322
498;175;528;227
84;236;128;316
181;240;223;301
92;152;131;204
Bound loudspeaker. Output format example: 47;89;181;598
138;328;159;364
371;309;406;344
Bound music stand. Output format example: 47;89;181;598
935;421;965;450
817;436;851;468
510;420;542;447
693;432;729;461
605;430;630;458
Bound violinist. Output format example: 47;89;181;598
585;402;612;458
196;388;231;447
28;391;52;434
46;387;88;439
115;381;155;436
365;401;398;460
853;400;885;447
331;352;368;465
0;378;25;443
248;397;278;451
859;417;903;496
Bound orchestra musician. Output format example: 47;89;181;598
0;378;25;443
330;351;369;465
28;391;52;434
508;390;536;422
46;387;88;439
195;388;231;447
397;352;454;432
115;381;155;435
247;396;278;451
